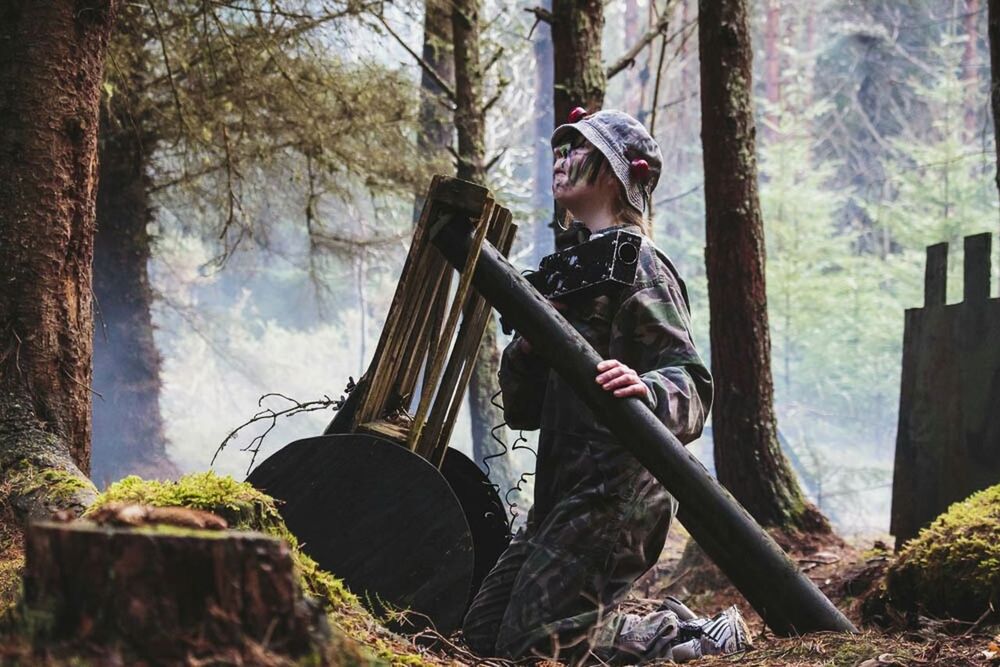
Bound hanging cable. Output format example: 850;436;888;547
483;386;537;534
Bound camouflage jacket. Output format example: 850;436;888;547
498;224;713;446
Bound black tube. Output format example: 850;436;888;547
429;195;856;636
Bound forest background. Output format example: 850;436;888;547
113;0;999;537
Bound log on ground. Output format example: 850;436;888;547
22;521;327;659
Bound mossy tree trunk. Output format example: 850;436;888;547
92;16;178;484
452;0;518;495
550;0;605;238
415;0;455;218
698;0;829;533
0;0;117;517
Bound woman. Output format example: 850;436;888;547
461;109;748;664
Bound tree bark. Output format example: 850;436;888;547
452;0;518;493
698;0;829;533
24;520;325;658
0;0;118;515
415;0;455;219
550;0;606;236
92;90;178;486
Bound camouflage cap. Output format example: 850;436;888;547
551;109;663;214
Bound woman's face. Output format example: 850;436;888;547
552;135;616;215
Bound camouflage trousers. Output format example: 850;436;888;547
462;432;677;663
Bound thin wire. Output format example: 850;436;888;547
485;387;536;534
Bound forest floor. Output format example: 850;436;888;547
411;525;1000;667
2;516;997;665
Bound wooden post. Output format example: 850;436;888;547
924;242;948;307
427;177;857;636
964;233;992;302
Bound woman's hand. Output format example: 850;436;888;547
595;359;648;399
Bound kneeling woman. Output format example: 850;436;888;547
462;109;748;664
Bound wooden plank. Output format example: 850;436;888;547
424;209;513;464
409;199;495;454
924;242;948;307
354;177;444;426
963;233;992;303
432;211;517;467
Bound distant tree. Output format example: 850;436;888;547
698;0;830;533
989;0;1000;201
92;2;426;484
0;0;118;516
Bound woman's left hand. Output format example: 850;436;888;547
595;359;648;399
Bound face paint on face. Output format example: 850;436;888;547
553;136;601;188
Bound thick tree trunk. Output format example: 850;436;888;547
452;0;518;493
416;0;455;218
698;0;829;533
551;0;606;126
0;0;117;515
92;104;178;486
550;0;606;235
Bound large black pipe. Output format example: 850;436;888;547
428;178;856;635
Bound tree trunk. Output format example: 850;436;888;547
990;0;1000;204
550;0;606;235
415;0;455;218
0;0;117;517
698;0;829;533
532;0;555;263
92;102;178;486
452;0;518;494
24;520;326;659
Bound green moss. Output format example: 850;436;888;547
87;472;358;611
9;462;97;507
886;484;1000;619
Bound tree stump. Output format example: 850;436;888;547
23;521;327;659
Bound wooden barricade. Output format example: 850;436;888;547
891;232;1000;549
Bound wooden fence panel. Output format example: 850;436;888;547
891;233;1000;549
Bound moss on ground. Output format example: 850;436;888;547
884;484;1000;620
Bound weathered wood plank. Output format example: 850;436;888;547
924;242;948;307
964;232;992;303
